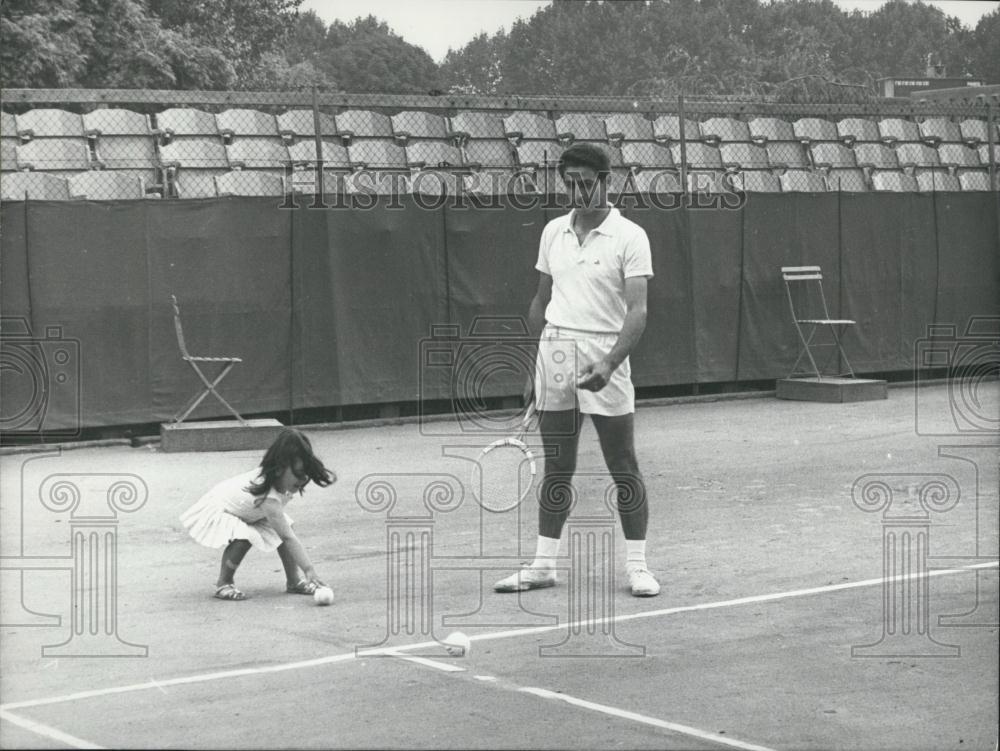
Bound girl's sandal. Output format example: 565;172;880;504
214;584;248;601
286;580;319;595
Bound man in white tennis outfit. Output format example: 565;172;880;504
494;143;660;597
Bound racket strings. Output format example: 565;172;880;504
473;443;536;513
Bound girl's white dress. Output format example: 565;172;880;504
180;469;295;553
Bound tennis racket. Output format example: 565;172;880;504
471;397;538;513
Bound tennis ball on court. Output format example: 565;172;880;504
313;586;334;606
442;631;471;657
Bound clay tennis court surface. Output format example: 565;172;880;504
2;383;997;749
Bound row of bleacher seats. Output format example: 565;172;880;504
4;108;997;144
1;108;996;199
2;164;994;202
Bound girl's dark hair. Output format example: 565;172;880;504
246;428;336;499
557;143;612;181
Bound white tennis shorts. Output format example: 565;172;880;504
534;324;635;416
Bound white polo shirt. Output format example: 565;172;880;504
535;207;653;334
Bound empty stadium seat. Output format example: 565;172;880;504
157;108;220;137
793;118;838;143
225;139;290;170
347;139;407;169
825;168;868;192
810;143;856;169
462;139;516;169
2;111;19;171
720;143;769;169
669;142;723;170
335;110;393;139
215;170;286;197
16;109;85;138
732;171;780;192
621;142;673;170
894;143;939;168
604;114;654;142
748;117;795;144
516;141;564;167
652;115;702;142
958;170;993;191
216;109;280;139
1;138;18;171
914;170;960;192
853;143;899;170
765;141;809;169
405;141;464;168
878;118;921;143
977;144;999;165
448;112;506;140
936;144;980;170
391;111;449;142
629;169;682;194
779;170;827;192
159;139;229;198
503;112;557;142
871;170;918;191
287;140;351;169
837;118;880;145
84;109;158;179
699;117;750;144
1;110;16;137
555;113;607;142
959;118;991;146
918;118;962;145
1;171;71;200
277;110;338;140
68;171;148;199
15;139;91;172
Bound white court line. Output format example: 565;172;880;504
2;561;996;715
0;709;104;750
383;651;466;673
520;687;778;751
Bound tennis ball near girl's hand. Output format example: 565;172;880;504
442;631;471;657
313;586;334;606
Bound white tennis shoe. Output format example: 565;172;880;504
493;566;557;592
627;567;660;597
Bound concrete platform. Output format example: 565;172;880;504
159;418;285;452
776;377;888;403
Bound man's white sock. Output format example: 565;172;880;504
531;535;560;571
625;539;647;572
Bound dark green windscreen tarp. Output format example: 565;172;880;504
1;192;996;430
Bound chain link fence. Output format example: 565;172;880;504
1;89;997;201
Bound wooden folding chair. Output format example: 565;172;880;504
780;266;856;379
169;295;248;425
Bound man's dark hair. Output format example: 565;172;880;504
557;143;612;181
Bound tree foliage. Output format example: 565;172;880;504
1;0;996;96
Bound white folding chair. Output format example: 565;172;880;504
781;266;856;379
170;295;247;425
